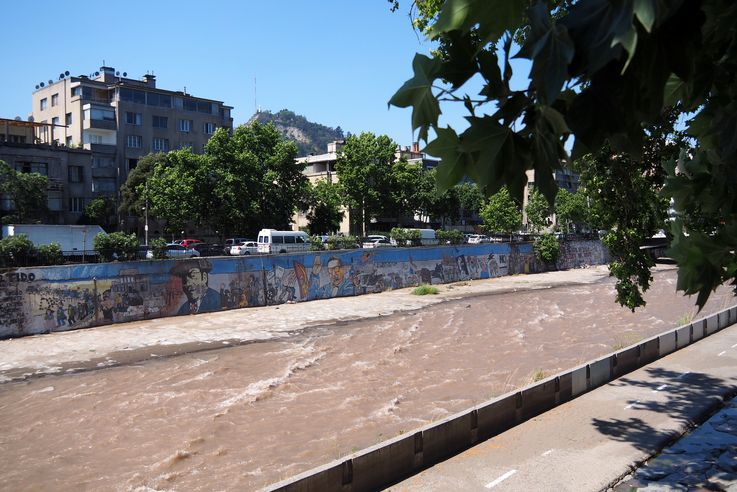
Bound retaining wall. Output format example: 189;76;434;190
265;305;737;492
0;240;607;339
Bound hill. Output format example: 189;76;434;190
246;109;345;157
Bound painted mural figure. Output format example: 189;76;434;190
101;289;114;321
171;259;221;315
56;306;66;326
309;256;357;299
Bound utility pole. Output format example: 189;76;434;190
144;182;149;246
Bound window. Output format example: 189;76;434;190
71;86;81;97
68;166;84;183
126;112;142;125
51;116;60;127
16;162;49;176
69;197;86;213
51;94;59;107
65;113;72;125
90;134;103;144
178;119;192;132
152;138;169;152
152;115;168;128
90;108;115;121
273;235;284;244
66;136;73;147
92;178;116;193
146;93;171;107
126;135;142;148
119;88;146;104
40;98;48;111
48;191;62;211
285;235;296;244
204;122;216;134
93;157;114;168
128;159;138;171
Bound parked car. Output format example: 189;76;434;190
223;237;250;255
193;243;222;257
146;243;200;259
230;241;259;255
362;237;393;248
467;234;490;244
179;239;203;248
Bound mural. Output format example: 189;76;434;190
0;240;607;339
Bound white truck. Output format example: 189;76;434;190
1;224;106;256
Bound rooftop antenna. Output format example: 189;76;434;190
254;76;258;114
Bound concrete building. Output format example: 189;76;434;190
522;167;581;231
0;117;93;224
30;66;233;216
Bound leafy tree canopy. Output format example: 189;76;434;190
390;0;737;308
307;179;344;235
0;160;49;224
525;188;552;233
480;186;522;236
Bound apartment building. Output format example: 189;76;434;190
30;66;234;204
0;117;93;224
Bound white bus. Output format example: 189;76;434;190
257;229;311;254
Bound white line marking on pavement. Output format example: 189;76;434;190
731;343;737;349
719;351;726;356
625;400;640;409
541;449;554;456
652;384;668;393
677;372;690;379
485;469;517;488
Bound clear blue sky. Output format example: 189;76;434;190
2;1;448;147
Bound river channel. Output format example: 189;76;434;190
0;268;734;491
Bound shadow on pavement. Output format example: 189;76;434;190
591;367;737;453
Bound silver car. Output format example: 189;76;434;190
146;243;201;259
230;241;258;255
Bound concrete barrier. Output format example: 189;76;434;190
264;306;737;492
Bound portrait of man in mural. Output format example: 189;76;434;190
309;256;357;299
171;259;221;315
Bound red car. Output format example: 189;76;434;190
179;238;203;248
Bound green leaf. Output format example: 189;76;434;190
663;73;686;107
389;54;443;142
440;31;480;89
430;0;527;46
611;25;638;73
423;127;469;192
633;0;656;32
517;2;575;104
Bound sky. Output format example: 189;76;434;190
1;1;453;148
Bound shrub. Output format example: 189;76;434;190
93;232;140;262
309;235;325;251
0;234;36;267
412;284;439;295
534;233;560;265
37;242;64;265
149;237;168;260
390;227;421;247
436;229;464;245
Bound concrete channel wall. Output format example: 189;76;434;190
265;306;737;492
0;239;607;339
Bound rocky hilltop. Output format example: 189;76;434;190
246;109;345;157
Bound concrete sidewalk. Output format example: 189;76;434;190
387;323;737;491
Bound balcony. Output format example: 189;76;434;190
85;118;117;131
91;167;117;179
84;143;117;154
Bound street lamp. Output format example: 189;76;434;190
143;182;149;246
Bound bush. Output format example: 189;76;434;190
412;284;439;295
309;235;325;251
37;242;64;265
436;229;464;245
390;227;421;247
149;237;168;260
0;234;36;267
534;234;560;265
93;232;140;262
324;235;358;250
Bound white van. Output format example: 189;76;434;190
257;229;311;254
390;228;439;247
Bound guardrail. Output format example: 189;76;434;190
264;305;737;492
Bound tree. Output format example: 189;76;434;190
93;232;139;262
335;132;397;236
554;188;588;233
525;189;551;233
0;160;48;223
81;195;116;229
479;187;522;237
119;153;161;219
457;181;484;224
387;159;423;224
390;0;737;309
307;179;344;235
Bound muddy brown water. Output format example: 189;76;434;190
0;270;734;491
